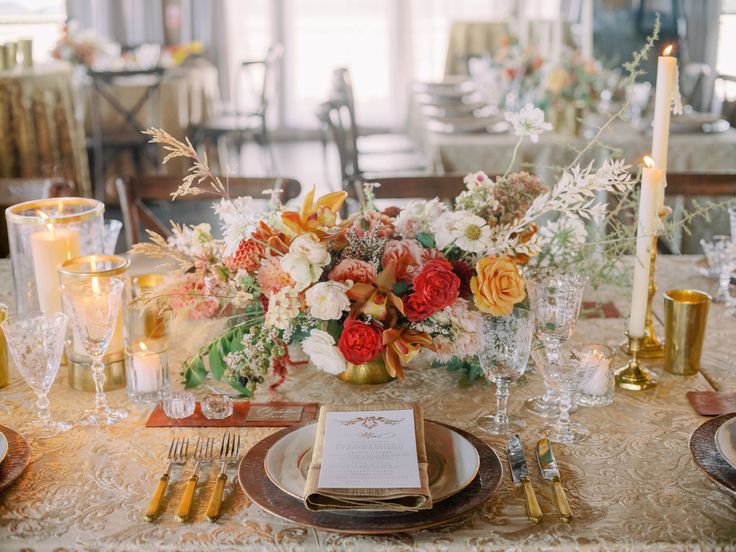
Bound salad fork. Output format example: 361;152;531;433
206;432;241;521
145;437;188;521
176;436;214;522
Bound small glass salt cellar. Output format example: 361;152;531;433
576;343;615;407
163;392;196;419
201;393;233;420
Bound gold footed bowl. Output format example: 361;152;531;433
338;357;395;385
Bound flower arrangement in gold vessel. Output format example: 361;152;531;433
135;104;633;394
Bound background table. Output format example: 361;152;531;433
0;256;734;550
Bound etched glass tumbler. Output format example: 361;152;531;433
2;311;71;437
62;277;127;426
477;308;534;436
700;236;736;306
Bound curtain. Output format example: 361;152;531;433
684;0;721;66
180;0;231;97
65;0;164;46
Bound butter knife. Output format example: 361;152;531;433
536;437;572;523
506;434;542;523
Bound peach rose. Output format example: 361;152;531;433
329;259;377;285
381;239;423;282
470;256;526;316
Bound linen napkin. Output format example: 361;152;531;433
687;391;736;416
303;402;432;512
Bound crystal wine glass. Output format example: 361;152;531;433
525;270;587;417
62;277;127;426
2;311;71;438
477;308;534;436
700;236;736;305
538;346;589;443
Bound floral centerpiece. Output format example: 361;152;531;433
51;20;115;67
135;105;633;394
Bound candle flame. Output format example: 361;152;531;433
663;44;673;56
90;256;98;272
139;342;148;352
643;156;655;168
91;276;100;294
36;209;54;233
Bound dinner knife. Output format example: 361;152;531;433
506;434;542;524
536;437;572;523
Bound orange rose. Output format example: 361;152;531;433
470;256;526;316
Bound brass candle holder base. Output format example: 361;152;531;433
619;331;665;358
615;335;657;391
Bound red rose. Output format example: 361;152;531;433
337;318;385;364
412;259;460;312
404;294;435;322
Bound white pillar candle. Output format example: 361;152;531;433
628;159;663;338
131;342;161;393
581;0;593;59
580;349;611;396
31;226;81;313
651;45;678;210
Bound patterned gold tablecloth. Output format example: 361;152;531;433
0;256;734;551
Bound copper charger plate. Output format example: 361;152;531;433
238;420;503;534
0;425;31;493
689;412;736;497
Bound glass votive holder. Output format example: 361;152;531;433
124;340;169;403
576;343;615;407
162;391;195;419
201;393;233;420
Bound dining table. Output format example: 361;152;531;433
0;254;734;550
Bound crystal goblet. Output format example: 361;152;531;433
525;270;587;416
477;308;534;436
700;235;736;306
2;311;71;438
61;277;127;426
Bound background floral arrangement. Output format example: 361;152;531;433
51;20;114;67
540;48;610;109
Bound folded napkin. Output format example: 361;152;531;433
687;391;736;416
303;402;432;512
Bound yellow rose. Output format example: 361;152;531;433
471;256;526;316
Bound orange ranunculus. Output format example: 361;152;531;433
281;187;347;240
470;256;526;316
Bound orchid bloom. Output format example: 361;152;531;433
281;187;347;240
347;262;405;323
382;328;435;380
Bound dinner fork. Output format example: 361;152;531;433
206;432;241;521
145;436;188;521
176;436;215;522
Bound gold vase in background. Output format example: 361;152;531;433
339;356;395;385
664;289;711;376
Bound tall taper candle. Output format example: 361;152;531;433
628;158;663;338
651;45;677;210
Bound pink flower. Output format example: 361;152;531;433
257;256;295;296
329;259;377;285
381;239;424;282
351;211;395;239
169;273;222;319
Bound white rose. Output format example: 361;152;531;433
302;329;346;375
289;234;330;266
280;253;318;291
305;281;351;320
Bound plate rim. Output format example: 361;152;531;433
689;412;736;498
0;424;31;493
262;419;480;504
714;417;736;470
0;431;7;464
239;420;503;534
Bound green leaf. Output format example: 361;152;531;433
416;232;435;249
208;341;226;381
392;281;409;295
326;319;343;342
227;379;253;397
182;355;207;388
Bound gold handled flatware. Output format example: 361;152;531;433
176;436;214;522
506;434;542;524
536;437;572;523
145;437;188;521
206;432;241;521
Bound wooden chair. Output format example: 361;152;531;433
348;175;469;207
115;175;300;247
665;173;736;197
0;178;76;256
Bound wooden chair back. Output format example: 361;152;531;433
349;175;469;206
665;173;736;197
115;175;301;247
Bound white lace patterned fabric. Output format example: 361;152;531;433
0;257;735;551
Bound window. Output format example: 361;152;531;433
0;0;66;63
718;0;736;76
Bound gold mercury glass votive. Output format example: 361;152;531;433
130;274;168;340
664;289;711;376
58;255;130;392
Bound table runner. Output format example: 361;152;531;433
0;256;734;550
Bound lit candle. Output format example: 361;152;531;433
580;348;611;396
651;44;678;210
628;157;663;338
131;341;161;393
30;213;80;313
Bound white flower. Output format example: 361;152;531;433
394;198;446;239
168;223;213;257
463;171;494;190
431;211;468;249
302;329;346;375
505;103;553;143
213;197;263;256
452;214;491;253
305;281;352;320
264;287;300;330
289;234;331;266
280;234;331;291
536;214;588;267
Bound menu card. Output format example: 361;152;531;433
303;403;432;511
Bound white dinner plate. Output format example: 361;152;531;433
714;417;736;470
0;431;7;465
264;420;480;504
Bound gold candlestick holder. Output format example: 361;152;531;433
615;333;657;390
